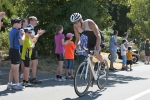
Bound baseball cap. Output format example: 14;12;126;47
66;33;74;38
24;27;33;33
11;18;21;25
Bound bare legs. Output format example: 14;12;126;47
8;64;20;84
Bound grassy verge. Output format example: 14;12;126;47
0;52;124;74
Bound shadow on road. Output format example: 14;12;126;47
106;72;147;87
63;90;103;100
0;65;148;99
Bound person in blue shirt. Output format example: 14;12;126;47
7;18;25;90
109;30;118;71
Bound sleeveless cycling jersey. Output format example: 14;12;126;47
77;19;97;49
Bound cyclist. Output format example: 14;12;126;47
70;13;105;74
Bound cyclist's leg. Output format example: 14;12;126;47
93;50;104;63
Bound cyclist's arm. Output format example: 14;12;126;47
88;20;101;49
73;26;80;49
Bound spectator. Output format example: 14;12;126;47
64;33;76;79
54;25;71;81
109;30;118;71
28;16;45;84
21;27;42;87
144;39;150;64
140;38;146;62
77;34;88;72
121;40;127;70
7;18;24;90
126;46;139;71
20;18;29;79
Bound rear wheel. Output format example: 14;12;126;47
74;62;90;97
97;59;109;90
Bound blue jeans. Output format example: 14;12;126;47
65;59;74;69
122;55;127;64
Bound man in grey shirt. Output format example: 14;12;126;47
109;30;118;71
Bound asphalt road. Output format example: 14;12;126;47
0;61;150;100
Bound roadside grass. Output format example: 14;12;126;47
0;51;124;73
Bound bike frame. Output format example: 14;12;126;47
81;53;100;81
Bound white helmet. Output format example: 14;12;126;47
70;13;82;22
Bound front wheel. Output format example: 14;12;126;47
74;62;90;97
97;59;109;90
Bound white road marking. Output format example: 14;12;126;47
125;89;150;100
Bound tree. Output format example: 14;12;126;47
127;0;150;39
0;0;25;50
22;0;113;55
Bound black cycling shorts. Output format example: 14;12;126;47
22;57;30;67
9;48;21;64
31;47;38;60
87;43;95;50
56;53;64;61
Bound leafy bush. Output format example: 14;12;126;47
0;31;9;50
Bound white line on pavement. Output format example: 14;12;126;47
125;89;150;100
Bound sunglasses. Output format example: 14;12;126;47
73;20;80;24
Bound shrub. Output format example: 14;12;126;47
0;31;9;50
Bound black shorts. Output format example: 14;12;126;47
56;53;64;61
22;57;30;67
87;43;95;50
82;31;96;50
31;47;38;60
9;48;21;64
127;60;133;65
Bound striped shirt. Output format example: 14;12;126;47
78;34;88;56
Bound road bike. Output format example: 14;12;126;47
74;47;109;97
